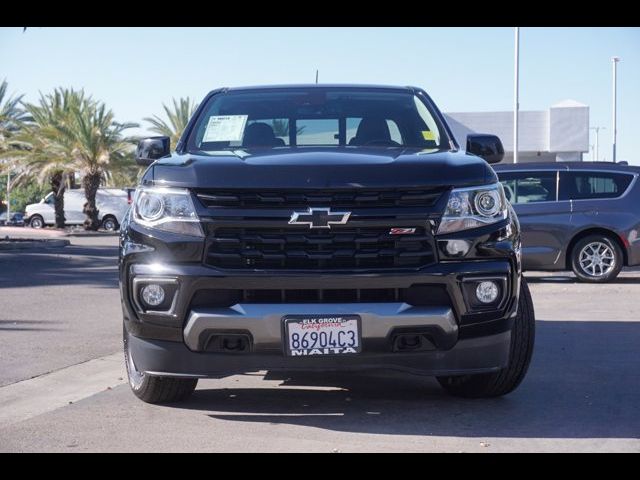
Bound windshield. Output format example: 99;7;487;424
185;88;448;153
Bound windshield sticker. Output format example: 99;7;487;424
422;130;436;141
202;115;248;142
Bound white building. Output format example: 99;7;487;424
444;100;589;163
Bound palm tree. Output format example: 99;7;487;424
144;97;198;147
102;150;142;188
4;88;138;230
2;88;93;227
0;79;27;217
0;79;28;146
62;102;138;230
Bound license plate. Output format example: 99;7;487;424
283;315;362;356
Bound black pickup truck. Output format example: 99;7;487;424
120;84;535;403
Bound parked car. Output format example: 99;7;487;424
23;188;134;231
493;162;640;282
120;84;535;404
0;212;25;226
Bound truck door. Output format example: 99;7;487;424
40;192;56;224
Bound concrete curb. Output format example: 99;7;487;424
0;239;70;250
0;352;126;429
64;231;120;238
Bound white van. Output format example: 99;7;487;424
24;188;134;231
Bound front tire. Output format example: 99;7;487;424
437;278;535;398
101;215;119;232
570;234;623;283
29;215;44;229
123;327;198;404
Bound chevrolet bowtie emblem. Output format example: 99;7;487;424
288;207;351;229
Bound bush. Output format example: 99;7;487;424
0;177;49;214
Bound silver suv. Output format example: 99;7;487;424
494;162;640;282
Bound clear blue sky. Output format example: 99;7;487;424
1;27;638;163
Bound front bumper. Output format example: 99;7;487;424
129;329;511;377
121;260;519;377
119;214;521;377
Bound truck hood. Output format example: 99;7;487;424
147;147;496;190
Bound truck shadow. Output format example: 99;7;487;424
0;244;118;289
182;319;640;439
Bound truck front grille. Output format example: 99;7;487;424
196;188;445;210
204;226;436;270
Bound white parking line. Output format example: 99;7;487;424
0;353;126;428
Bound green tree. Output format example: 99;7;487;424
2;88;92;227
63;102;138;229
102;150;142;188
0;79;28;147
0;175;48;213
144;97;198;147
0;79;30;217
3;88;139;230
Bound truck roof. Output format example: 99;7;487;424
213;84;416;94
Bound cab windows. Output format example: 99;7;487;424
188;88;445;152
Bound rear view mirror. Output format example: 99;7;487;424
466;134;504;164
136;136;170;166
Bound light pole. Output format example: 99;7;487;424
5;171;10;222
612;56;620;163
513;27;520;164
590;126;605;162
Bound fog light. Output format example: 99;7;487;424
445;239;470;257
141;284;165;306
475;281;499;304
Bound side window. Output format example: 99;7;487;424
498;171;557;204
500;177;517;204
386;120;402;144
560;171;634;200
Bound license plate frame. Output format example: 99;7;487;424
283;314;362;357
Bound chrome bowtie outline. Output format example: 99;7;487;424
288;207;352;229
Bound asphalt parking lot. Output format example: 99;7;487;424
0;233;638;452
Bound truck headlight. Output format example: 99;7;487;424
437;183;507;234
132;187;203;237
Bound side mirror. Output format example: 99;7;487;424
135;136;170;166
466;134;504;164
